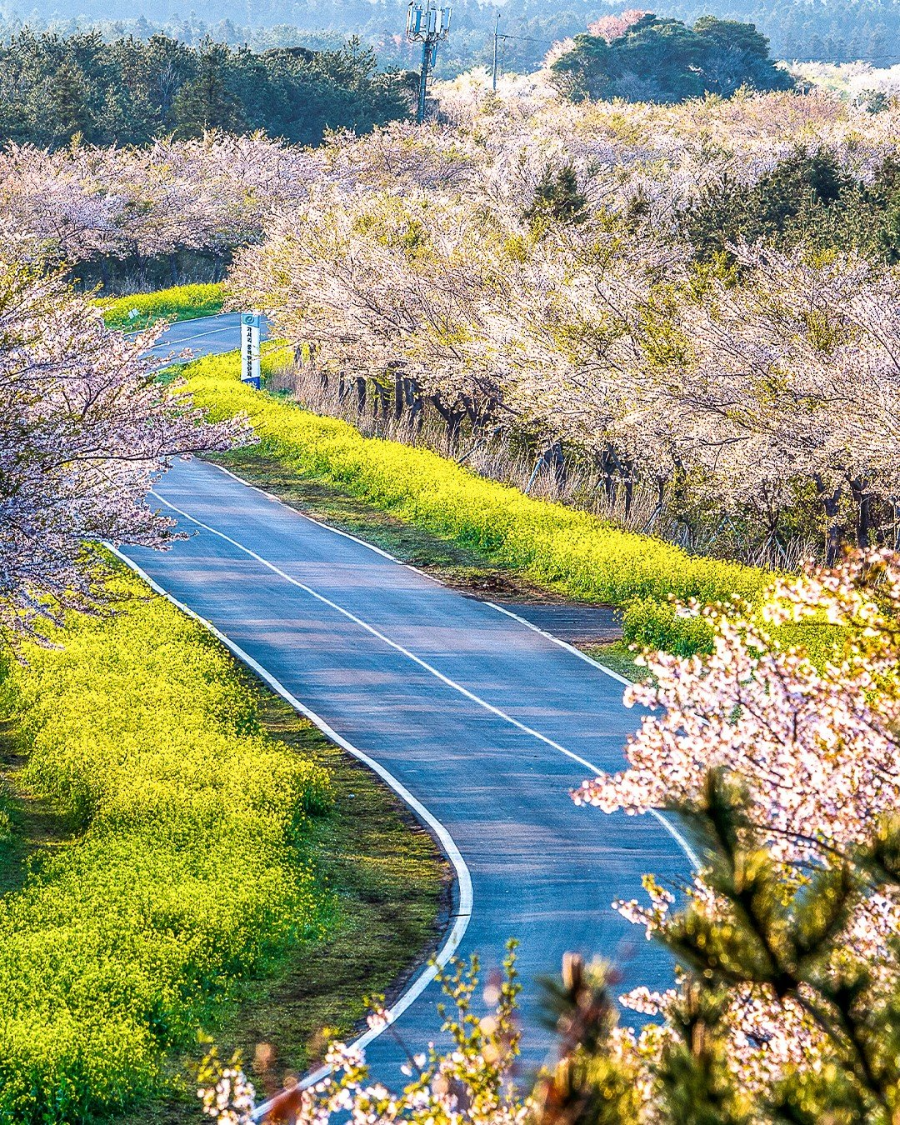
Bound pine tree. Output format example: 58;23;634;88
172;41;246;136
47;58;93;144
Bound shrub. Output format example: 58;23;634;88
0;572;332;1123
621;597;715;656
95;282;226;330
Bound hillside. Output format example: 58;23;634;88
2;0;899;76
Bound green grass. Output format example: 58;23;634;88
0;571;444;1124
0;726;75;901
112;688;447;1125
182;350;773;655
95;283;226;330
584;642;648;683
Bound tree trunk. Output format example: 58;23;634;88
431;397;464;444
623;475;634;519
547;440;567;488
849;477;872;547
372;382;390;418
404;378;424;429
815;477;845;564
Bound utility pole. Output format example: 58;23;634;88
406;1;452;124
492;10;500;91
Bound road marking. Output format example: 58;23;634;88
149;486;699;867
485;600;633;687
106;544;473;1115
153;489;610;777
130;318;698;1099
210;461;400;561
208;461;632;680
481;601;699;863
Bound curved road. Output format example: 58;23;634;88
123;316;691;1085
142;311;249;363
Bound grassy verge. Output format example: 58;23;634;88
0;573;445;1124
181;351;773;655
95;283;226;330
203;692;448;1115
583;643;647;684
209;451;573;601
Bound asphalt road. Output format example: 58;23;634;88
122;316;692;1086
141;311;258;364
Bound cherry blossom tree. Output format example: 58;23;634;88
587;10;648;42
577;548;900;862
0;133;322;277
0;253;250;642
572;549;900;1105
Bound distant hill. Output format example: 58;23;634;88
1;0;897;76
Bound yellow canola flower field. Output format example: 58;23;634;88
95;282;226;330
185;351;771;654
0;572;332;1124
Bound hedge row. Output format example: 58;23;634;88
95;282;226;330
183;352;773;653
0;573;333;1123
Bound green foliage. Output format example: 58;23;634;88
171;42;246;137
0;572;333;1123
683;151;900;265
622;598;715;656
534;953;644;1125
183;350;772;655
1;1;898;82
0;31;412;149
95;281;226;329
525;164;588;232
549;14;792;104
652;771;900;1124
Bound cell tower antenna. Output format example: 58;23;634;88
406;1;452;124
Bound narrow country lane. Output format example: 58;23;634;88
122;316;692;1086
142;311;253;363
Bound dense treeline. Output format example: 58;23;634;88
0;31;413;148
0;12;790;151
10;73;900;561
3;0;900;78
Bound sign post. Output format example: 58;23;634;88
241;312;261;389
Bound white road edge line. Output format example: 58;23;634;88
105;544;473;1118
485;600;633;687
210;461;399;561
482;602;699;863
148;486;700;869
206;461;631;681
151;489;611;778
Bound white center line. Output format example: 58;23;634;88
150;487;699;867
